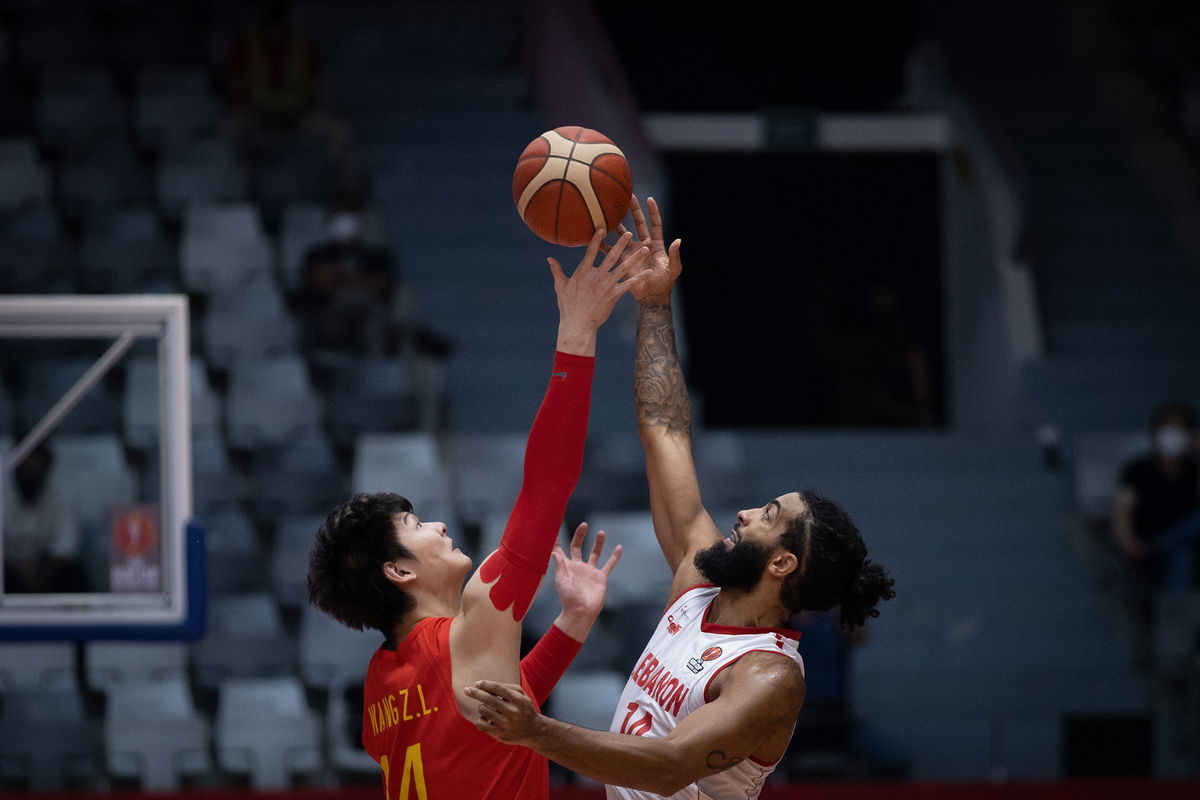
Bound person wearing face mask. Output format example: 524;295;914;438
2;440;87;593
1113;402;1200;594
297;199;453;359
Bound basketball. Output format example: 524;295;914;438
512;125;634;246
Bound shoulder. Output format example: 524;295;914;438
712;651;805;713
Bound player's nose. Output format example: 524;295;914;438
736;510;751;526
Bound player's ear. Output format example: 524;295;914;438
769;550;798;580
382;560;416;588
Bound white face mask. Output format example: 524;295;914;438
1155;426;1192;459
328;212;363;242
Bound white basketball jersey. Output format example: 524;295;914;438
605;584;805;800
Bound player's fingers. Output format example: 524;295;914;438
474;680;526;706
647;196;665;242
630;195;651;241
569;524;586;559
581;228;605;268
547;257;567;288
601;543;623;575
668;238;683;274
598;230;633;271
588;529;606;564
619;269;653;297
616;222;631;241
611;245;649;279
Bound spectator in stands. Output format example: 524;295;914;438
296;196;453;358
222;0;354;176
2;441;88;593
1113;401;1200;590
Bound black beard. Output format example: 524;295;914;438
694;536;773;593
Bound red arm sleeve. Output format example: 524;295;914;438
520;623;583;706
478;350;594;620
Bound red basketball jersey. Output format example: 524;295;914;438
362;616;549;800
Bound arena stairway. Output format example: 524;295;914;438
928;0;1200;436
737;430;1147;778
338;0;640;433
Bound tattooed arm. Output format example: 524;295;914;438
627;197;724;587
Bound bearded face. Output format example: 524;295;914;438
693;536;774;593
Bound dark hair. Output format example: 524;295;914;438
307;492;415;637
1151;401;1198;431
778;490;895;631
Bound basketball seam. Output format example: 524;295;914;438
554;128;585;244
585;161;631;194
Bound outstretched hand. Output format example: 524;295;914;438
602;195;682;304
552;229;650;356
550;523;622;641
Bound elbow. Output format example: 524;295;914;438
647;774;692;796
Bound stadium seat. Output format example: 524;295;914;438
0;138;51;211
449;432;527;523
79;229;179;293
325;682;377;774
36;66;124;153
85;641;188;691
50;433;137;531
189;432;253;517
192;592;297;690
0;203;76;293
58;137;149;219
298;600;383;690
202;279;298;370
582;512;672;607
248;430;344;514
133;67;218;151
179;202;273;293
544;670;626;779
352;432;451;507
104;677;212;790
270;513;325;608
123;356;221;450
204;507;266;595
0;642;76;690
0;686;100;790
158;141;247;220
328;357;423;448
226;354;323;449
18;360;123;436
215;677;322;789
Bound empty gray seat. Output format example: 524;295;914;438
157;140;246;218
298;600;381;691
0;642;76;690
192;593;296;689
104;677;211;790
0;686;100;790
36;66;125;153
85;641;188;691
179;202;273;293
216;676;322;789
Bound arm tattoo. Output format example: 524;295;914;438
635;303;693;435
705;750;744;771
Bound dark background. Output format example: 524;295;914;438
596;1;941;427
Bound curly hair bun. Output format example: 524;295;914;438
838;559;896;631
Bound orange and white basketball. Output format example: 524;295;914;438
512;126;634;246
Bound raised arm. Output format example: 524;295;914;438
627;198;723;588
449;232;648;716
